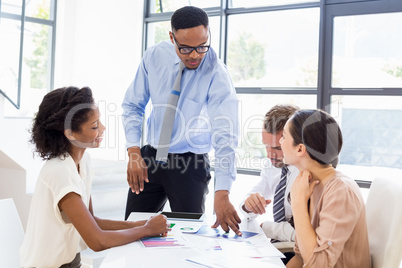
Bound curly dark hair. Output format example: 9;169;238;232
30;86;95;160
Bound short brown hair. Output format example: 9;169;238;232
264;104;299;134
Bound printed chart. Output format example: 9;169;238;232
193;225;259;241
140;232;187;248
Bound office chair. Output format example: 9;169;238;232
366;176;402;268
273;241;295;254
0;198;25;268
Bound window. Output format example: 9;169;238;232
332;12;402;88
147;0;220;14
227;8;319;88
146;17;220;50
0;0;56;117
141;0;402;190
0;18;21;105
324;2;402;187
230;0;318;8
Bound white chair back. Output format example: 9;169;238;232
0;198;24;268
366;177;402;268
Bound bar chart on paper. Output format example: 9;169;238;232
140;233;187;248
193;225;259;241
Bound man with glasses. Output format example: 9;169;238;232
122;6;241;235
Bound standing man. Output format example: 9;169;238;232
122;6;241;235
240;105;299;244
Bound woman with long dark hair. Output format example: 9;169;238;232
281;109;371;268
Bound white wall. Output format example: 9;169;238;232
0;96;38;229
0;152;32;231
0;95;44;193
55;0;144;162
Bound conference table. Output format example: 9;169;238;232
100;213;286;268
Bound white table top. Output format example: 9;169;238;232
100;213;285;268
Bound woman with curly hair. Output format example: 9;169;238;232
20;86;170;268
281;109;371;268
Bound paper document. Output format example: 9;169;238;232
218;234;285;258
169;220;203;233
192;225;259;242
140;230;189;248
185;250;285;268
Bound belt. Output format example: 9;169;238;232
146;144;205;157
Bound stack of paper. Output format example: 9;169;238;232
185;230;285;267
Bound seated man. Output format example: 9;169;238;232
240;104;299;243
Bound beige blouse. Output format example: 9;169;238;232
294;171;371;268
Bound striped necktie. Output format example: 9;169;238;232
155;61;186;163
273;166;289;223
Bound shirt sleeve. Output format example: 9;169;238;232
43;162;85;225
207;64;239;192
121;54;151;149
261;221;295;242
295;181;363;267
239;167;272;219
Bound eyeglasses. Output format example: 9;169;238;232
172;30;211;55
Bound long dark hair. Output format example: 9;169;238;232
288;109;343;168
30;86;94;160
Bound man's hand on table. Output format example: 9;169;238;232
211;190;242;236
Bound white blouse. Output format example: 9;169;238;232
20;153;93;268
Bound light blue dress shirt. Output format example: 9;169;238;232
122;41;239;191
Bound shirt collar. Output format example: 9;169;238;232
173;52;208;72
62;152;87;179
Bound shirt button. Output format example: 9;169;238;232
328;241;332;246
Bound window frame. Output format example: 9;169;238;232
141;0;402;189
0;0;57;109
